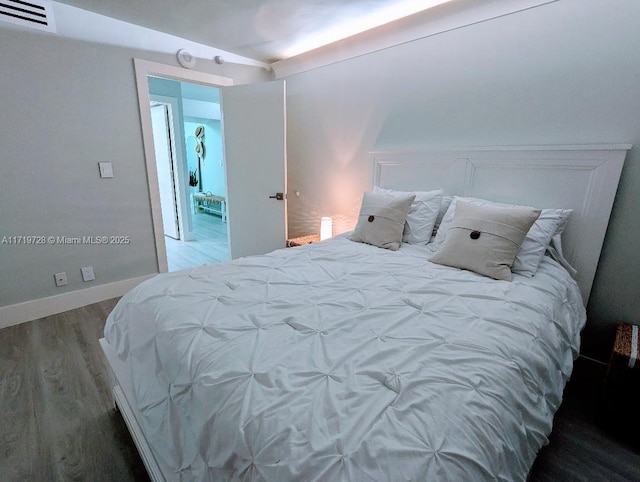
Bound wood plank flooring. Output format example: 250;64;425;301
0;299;149;481
164;212;229;272
1;299;639;481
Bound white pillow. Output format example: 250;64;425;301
546;216;577;277
433;197;572;277
512;208;573;276
373;187;443;244
433;195;454;237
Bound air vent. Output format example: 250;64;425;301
0;0;56;33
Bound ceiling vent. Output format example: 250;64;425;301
0;0;56;33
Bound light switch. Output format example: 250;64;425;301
98;162;114;178
81;266;95;282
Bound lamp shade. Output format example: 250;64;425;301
320;217;333;241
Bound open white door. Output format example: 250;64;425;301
150;104;180;240
221;80;286;259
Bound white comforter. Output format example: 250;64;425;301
104;235;585;481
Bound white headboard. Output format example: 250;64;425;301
371;145;631;304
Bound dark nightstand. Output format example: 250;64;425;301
599;323;640;434
286;234;321;247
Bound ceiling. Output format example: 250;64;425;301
52;0;451;63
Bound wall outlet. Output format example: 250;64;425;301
98;162;114;178
81;266;95;282
54;272;67;287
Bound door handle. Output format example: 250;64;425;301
269;192;284;201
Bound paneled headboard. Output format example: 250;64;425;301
371;145;631;304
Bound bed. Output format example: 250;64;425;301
101;145;629;481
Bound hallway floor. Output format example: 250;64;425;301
164;212;229;271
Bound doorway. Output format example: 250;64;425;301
147;77;230;271
134;58;287;274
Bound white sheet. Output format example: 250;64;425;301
104;235;585;481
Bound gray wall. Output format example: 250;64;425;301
0;26;269;308
284;0;640;361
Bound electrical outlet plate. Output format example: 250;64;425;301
81;266;95;282
98;162;114;178
54;272;67;287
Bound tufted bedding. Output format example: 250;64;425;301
104;234;585;481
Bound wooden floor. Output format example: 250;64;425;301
1;299;639;481
0;298;149;481
529;356;640;481
164;212;229;272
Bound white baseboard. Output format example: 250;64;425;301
0;274;156;330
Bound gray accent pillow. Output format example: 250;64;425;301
429;201;541;280
350;192;415;251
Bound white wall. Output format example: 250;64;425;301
283;0;640;360
0;26;270;318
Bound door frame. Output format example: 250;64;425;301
133;58;233;273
